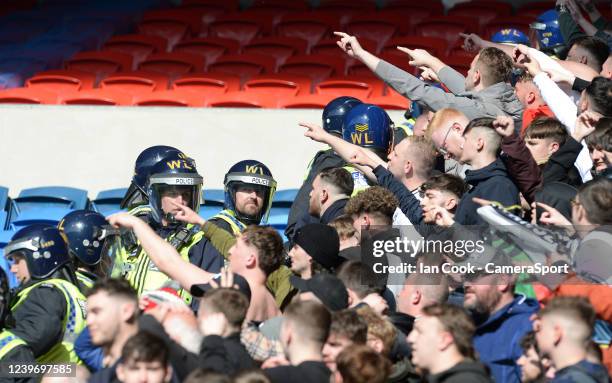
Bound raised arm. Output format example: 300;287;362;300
108;213;215;292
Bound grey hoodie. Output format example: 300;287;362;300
375;60;524;132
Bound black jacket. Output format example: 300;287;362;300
454;158;520;226
139;315;255;380
286;149;345;241
541;136;583;188
427;361;493;383
320;198;348;224
265;361;331;383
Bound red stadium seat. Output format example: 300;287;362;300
250;0;309;12
172;73;241;94
207;91;277;108
103;34;168;68
138;53;204;80
244;78;301;97
65;51;133;83
315;78;373;99
482;17;532;40
208;18;262;47
374;9;433;34
279;94;337;109
59;89;134;106
414;16;477;47
311;37;378;55
345;19;398;52
134;89;207;107
0;88;58;104
232;11;283;34
348;51;414;76
245;74;312;94
100;71;170;95
173;38;240;67
137;18;190;51
448;1;512;29
516;1;556;15
207;54;277;83
279;54;346;84
275;14;338;50
26;70;95;92
177;4;226;26
384;36;448;58
443;55;473;77
141;9;204;36
367;93;409;110
243;37;308;67
382;1;443;15
181;0;239;12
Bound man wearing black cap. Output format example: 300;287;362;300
290;273;350;312
288;223;342;279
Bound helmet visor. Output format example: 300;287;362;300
226;173;277;224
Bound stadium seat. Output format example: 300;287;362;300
382;0;444;15
138;52;204;80
173;38;240;67
208;18;262;47
59;89;134;106
0;186;8;213
230;10;283;34
348;51;415;77
414;16;477;46
102;71;170;93
374;9;434;35
367;93;409;110
443;56;473;77
315;78;373;99
516;1;556;15
250;0;309;12
208;54;277;83
134;89;207;107
177;3;227;27
279;93;337;109
26;70;96;90
141;9;205;37
482;17;532;40
202;189;225;206
244;74;312;94
345;19;398;52
279;54;346;84
181;0;239;12
244;78;301;97
172;73;241;94
207;91;278;108
137;17;190;51
311;36;378;56
447;1;512;29
318;0;377;11
275;15;337;50
273;189;298;206
0;88;58;104
65;51;133;83
384;36;448;58
90;188;127;216
103;34;168;68
8;207;74;230
199;206;223;220
10;186;89;215
243;37;309;66
0;58;47;84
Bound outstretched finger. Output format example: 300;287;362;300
535;202;556;213
333;31;349;38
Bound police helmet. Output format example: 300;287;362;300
224;160;277;225
342;103;394;157
323;96;363;136
147;153;203;225
530;10;565;55
491;28;530;46
4;224;71;280
59;210;120;267
121;145;195;209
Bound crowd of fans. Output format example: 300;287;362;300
1;1;612;383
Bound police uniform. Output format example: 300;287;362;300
0;226;87;372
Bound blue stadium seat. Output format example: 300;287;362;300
267;212;289;242
0;229;19;288
9;186;88;221
91;188;127;216
273;189;298;206
199;206;223;220
0;211;6;231
0;186;8;212
203;189;225;206
8;206;73;230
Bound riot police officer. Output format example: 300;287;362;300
59;210;121;289
121;152;224;303
0;225;87;366
209;160;277;235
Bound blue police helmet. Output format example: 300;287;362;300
491;28;530;46
59;210;120;267
121;145;195;209
530;10;564;51
146;153;203;225
342;103;394;155
4;224;71;280
224;160;277;225
322;96;363;136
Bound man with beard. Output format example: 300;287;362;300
463;268;539;383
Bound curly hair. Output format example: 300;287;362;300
344;186;398;225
